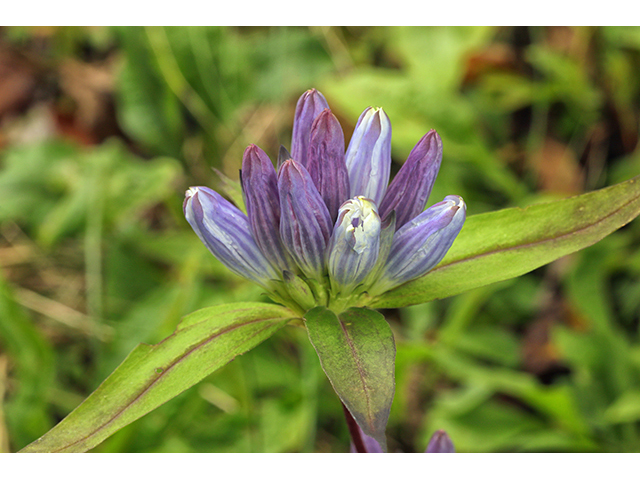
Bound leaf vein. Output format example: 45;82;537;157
52;314;288;452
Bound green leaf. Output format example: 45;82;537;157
602;391;640;424
213;168;246;214
304;307;395;450
0;274;56;450
20;302;296;453
114;27;184;158
371;175;640;309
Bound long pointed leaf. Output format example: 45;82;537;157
20;302;296;453
371;175;640;309
304;307;395;451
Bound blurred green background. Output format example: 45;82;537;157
1;26;640;453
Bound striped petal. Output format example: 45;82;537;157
345;107;392;205
184;186;277;287
307;109;350;222
241;144;290;273
278;159;333;279
379;130;442;229
327;196;381;292
373;195;466;293
291;89;329;167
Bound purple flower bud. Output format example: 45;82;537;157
278;159;333;280
291;89;329;167
373;195;466;293
327;197;381;291
184;187;277;287
241;144;291;273
307;109;350;222
345;107;392;205
425;430;455;453
379;130;443;230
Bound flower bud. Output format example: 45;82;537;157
307;109;350;222
425;430;455;453
373;195;466;293
241;144;290;273
379;130;442;230
291;89;329;167
184;187;277;287
345;107;392;205
278;159;333;280
327;196;381;291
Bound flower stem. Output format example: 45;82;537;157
342;402;367;453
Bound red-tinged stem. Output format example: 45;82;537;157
342;402;367;453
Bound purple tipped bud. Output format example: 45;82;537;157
241;145;290;273
184;187;277;287
278;160;333;279
327;197;381;291
345;107;392;205
379;130;443;230
291;89;329;167
307;109;350;222
374;195;466;293
425;430;455;453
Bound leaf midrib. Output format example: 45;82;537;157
338;318;373;429
377;181;640;305
50;314;291;452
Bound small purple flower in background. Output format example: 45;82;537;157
184;88;466;313
425;429;456;453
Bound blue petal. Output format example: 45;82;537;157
278;159;333;280
184;186;277;287
327;197;381;291
374;195;466;293
291;89;329;168
241;144;291;273
379;130;442;230
345;107;392;205
307;109;350;222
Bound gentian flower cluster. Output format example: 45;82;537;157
184;89;466;314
